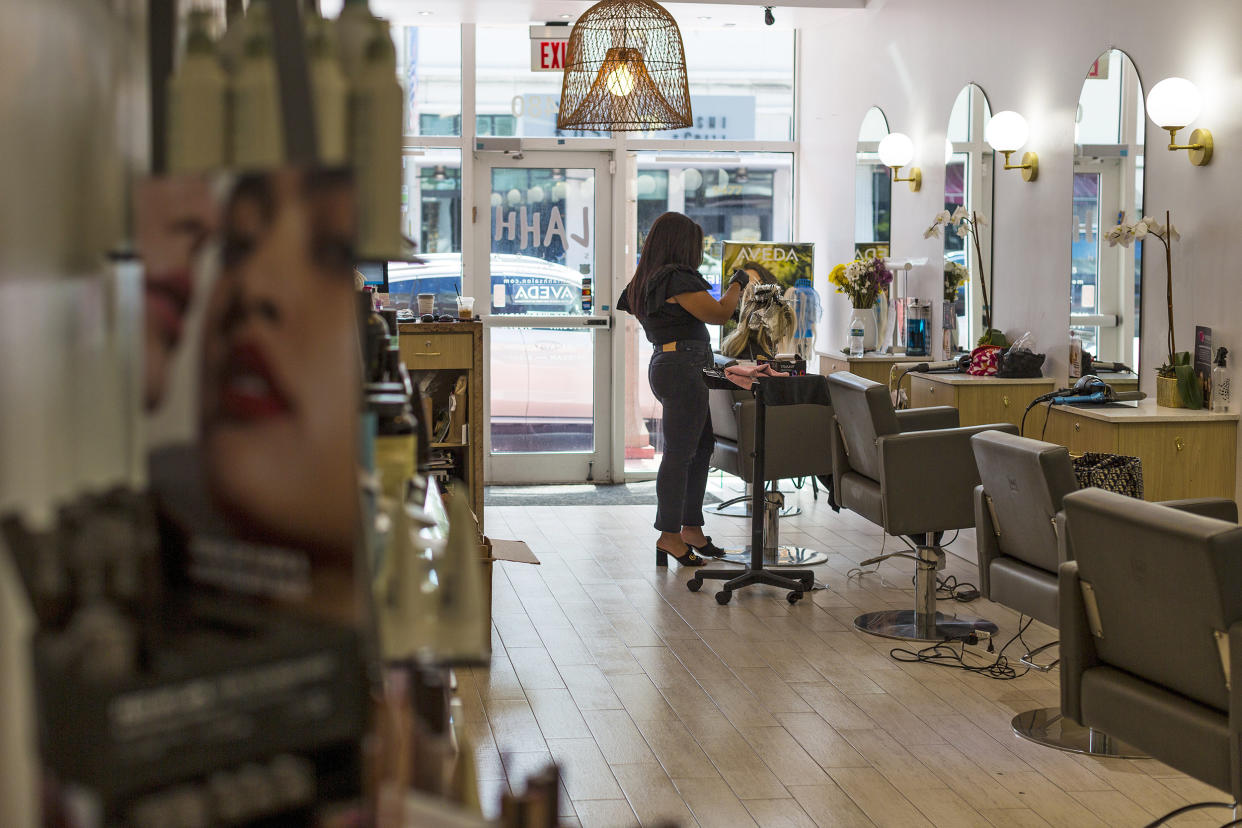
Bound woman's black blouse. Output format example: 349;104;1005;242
617;264;713;345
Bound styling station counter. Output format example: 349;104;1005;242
907;373;1057;430
1095;370;1139;393
818;352;925;386
1039;400;1238;502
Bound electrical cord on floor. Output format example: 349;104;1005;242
889;615;1035;680
936;574;981;603
1140;801;1236;828
847;533;887;581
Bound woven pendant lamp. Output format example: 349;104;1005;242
557;0;692;132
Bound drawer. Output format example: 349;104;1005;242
400;332;473;370
1117;422;1237;501
908;376;954;410
1044;408;1116;455
958;384;1056;429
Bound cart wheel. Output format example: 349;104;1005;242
715;590;732;605
687;578;702;593
787;591;803;604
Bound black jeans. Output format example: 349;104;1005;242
648;342;714;532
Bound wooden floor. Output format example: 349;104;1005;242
462;480;1229;827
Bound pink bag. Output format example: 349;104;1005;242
967;345;1002;376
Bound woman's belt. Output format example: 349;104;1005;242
658;340;710;352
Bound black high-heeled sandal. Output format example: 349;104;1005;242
656;545;705;567
686;537;727;558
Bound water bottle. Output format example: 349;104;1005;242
847;309;866;357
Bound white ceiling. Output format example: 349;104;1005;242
323;0;865;29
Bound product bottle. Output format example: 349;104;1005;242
1213;347;1232;412
217;0;248;75
349;19;403;260
0;539;39;828
230;1;284;169
370;393;416;503
432;491;491;665
167;9;227;172
1069;330;1083;379
305;12;348;165
847;309;866;358
335;0;379;81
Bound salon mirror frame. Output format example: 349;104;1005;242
856;106;892;260
1071;48;1146;379
942;84;995;356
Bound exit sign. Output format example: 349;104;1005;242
530;25;570;72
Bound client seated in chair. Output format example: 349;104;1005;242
1061;488;1242;820
827;371;1017;642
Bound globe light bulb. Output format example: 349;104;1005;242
1147;77;1202;129
878;133;914;168
985;111;1030;153
606;61;636;97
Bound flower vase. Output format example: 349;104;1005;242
847;306;878;355
1156;375;1185;409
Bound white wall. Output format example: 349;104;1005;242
798;0;1241;408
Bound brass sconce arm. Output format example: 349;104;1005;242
890;166;922;192
1000;149;1039;182
1162;126;1213;165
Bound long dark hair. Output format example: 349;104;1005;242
626;212;704;319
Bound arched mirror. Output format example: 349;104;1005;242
942;84;994;354
856;107;891;257
1072;49;1144;380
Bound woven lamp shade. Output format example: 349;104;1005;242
557;0;692;132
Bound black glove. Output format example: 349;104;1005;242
727;268;750;290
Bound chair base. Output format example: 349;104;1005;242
689;566;815;605
1011;707;1148;759
718;545;829;568
853;609;999;643
709;496;801;518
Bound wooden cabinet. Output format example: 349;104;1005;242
1041;400;1239;502
907;373;1057;430
818;353;925;386
398;321;485;530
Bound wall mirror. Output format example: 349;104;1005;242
942;84;994;354
855;106;891;257
1072;49;1145;376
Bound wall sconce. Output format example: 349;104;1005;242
878;133;921;191
1147;77;1213;166
985;111;1038;182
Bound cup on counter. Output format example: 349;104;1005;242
456;296;475;320
417;293;435;316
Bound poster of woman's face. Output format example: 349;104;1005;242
136;168;361;590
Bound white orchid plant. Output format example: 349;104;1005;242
1106;211;1200;407
926;207;1005;346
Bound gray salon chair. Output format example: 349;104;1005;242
706;384;833;567
827;371;1016;642
972;430;1142;756
1061;488;1242;815
708;386;805;520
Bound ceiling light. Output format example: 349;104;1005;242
698;15;711;21
560;13;573;18
558;0;693;132
418;10;433;16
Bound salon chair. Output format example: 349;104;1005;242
1061;488;1242;815
972;430;1143;755
706;383;833;566
827;371;1016;642
708;390;820;520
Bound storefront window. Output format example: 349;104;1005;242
388;149;463;312
393;25;463;137
476;26;793;140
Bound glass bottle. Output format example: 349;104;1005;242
847;308;866;358
167;9;226;173
1212;347;1232;412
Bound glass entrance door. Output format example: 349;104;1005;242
473;151;613;483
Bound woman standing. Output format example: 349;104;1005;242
618;212;749;567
